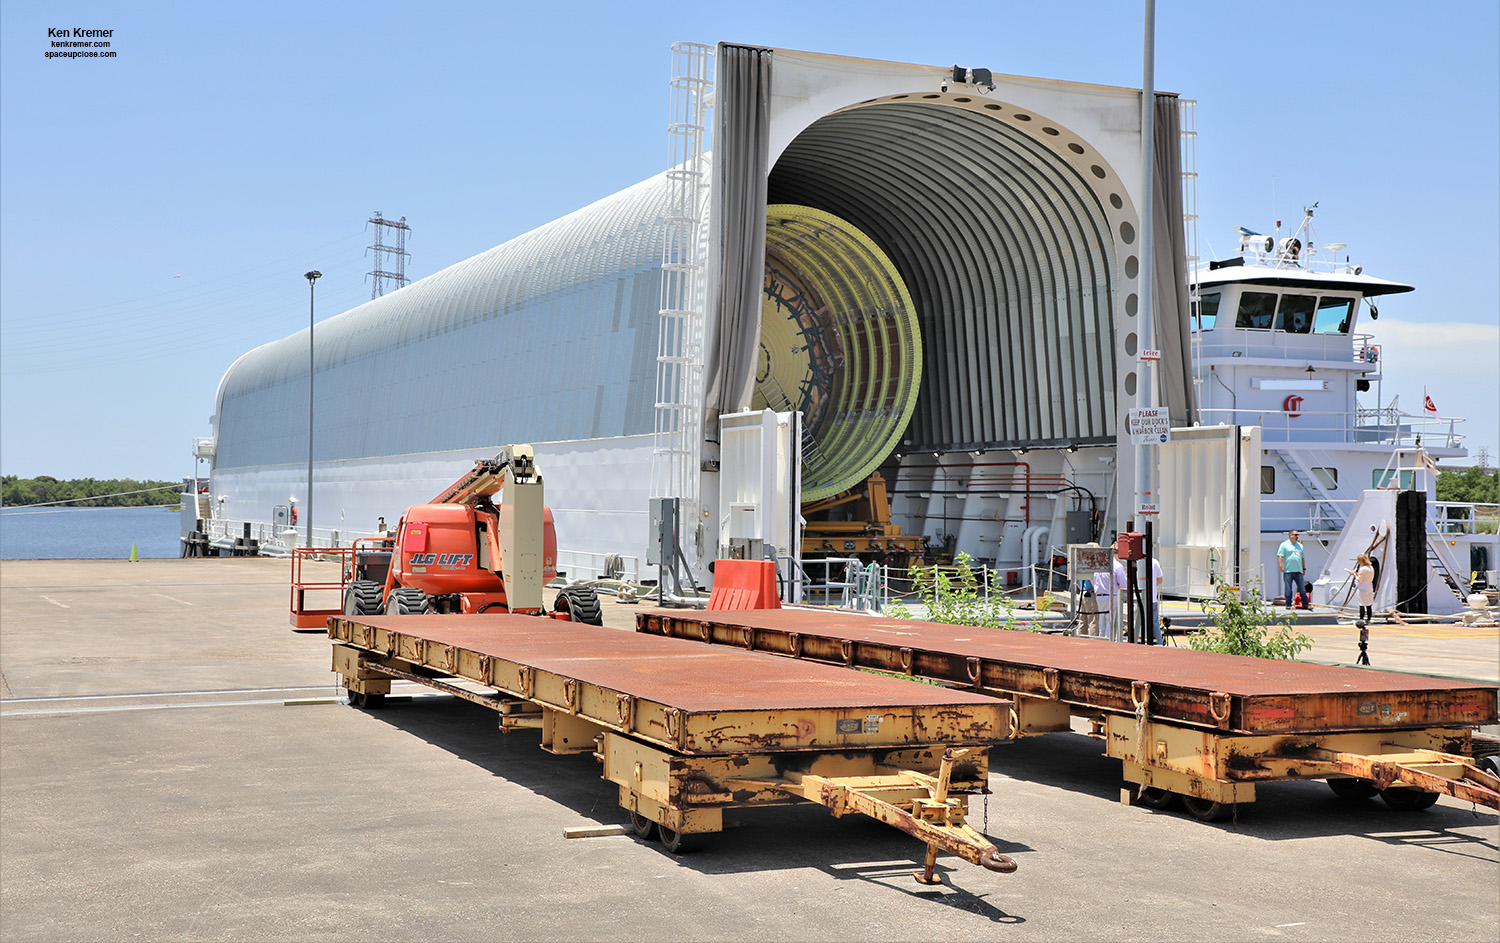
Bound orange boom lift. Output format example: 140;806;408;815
290;445;603;628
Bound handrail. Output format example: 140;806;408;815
1197;407;1465;447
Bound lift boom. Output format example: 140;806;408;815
431;445;540;506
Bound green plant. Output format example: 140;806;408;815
1186;577;1312;660
884;552;1018;629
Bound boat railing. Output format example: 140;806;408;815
1197;407;1464;448
1433;502;1500;536
1260;496;1355;533
1193;331;1376;364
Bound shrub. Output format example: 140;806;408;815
885;552;1019;629
1186;577;1312;660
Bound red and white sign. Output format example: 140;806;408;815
1282;394;1304;417
1126;406;1171;445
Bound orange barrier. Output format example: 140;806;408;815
707;559;781;611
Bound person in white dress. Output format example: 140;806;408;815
1351;552;1376;623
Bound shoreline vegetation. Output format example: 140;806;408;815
1;468;1490;516
2;476;180;509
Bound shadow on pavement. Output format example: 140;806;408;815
990;727;1497;855
355;693;1036;916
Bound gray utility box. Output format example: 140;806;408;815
648;497;679;567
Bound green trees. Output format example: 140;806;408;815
1436;466;1499;505
0;476;179;508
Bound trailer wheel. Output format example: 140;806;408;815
343;580;384;616
553;587;604;625
1327;777;1379;800
628;809;658;841
348;689;386;710
384;587;432;615
1181;796;1235;822
1380;787;1440;811
1137;786;1181;810
658;824;707;854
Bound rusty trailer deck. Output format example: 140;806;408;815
637;609;1500;816
637;609;1496;734
326;613;1018;879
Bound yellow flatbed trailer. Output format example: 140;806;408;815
328;613;1018;881
637;609;1500;820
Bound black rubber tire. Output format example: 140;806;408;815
1181;796;1235;822
628;810;658;841
553;586;604;625
1479;754;1500;779
1380;787;1440;811
348;690;386;710
343;580;384;616
1327;777;1380;800
1138;786;1181;810
383;587;431;615
658;824;707;854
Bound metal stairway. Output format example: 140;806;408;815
1272;448;1346;531
756;373;826;475
1425;533;1470;605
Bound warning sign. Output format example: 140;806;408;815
1126;407;1171;445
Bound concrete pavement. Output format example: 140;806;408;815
1;558;1496;942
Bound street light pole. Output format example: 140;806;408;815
304;270;321;549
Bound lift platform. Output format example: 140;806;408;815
328;613;1017;880
636;609;1500;820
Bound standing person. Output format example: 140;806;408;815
1277;530;1305;610
1092;560;1117;639
1351;553;1376;623
1112;553;1127;641
1148;556;1164;644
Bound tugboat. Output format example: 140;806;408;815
1192;205;1496;613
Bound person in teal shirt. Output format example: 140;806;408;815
1277;530;1306;610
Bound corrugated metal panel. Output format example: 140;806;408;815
768;101;1117;452
214;173;680;470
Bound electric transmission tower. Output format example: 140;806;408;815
366;212;411;298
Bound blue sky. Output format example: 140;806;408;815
2;1;1496;481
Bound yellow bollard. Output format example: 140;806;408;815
129;543;138;563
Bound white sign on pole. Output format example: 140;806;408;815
1137;502;1159;516
1139;348;1161;362
1126;406;1171;445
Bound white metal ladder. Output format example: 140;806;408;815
651;42;714;508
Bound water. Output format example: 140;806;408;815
0;505;184;560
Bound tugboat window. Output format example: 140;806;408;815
1312;467;1338;490
1261;466;1276;494
1374;469;1415;490
1195;291;1221;331
1313;297;1354;334
1277;294;1317;333
1236;291;1278;329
